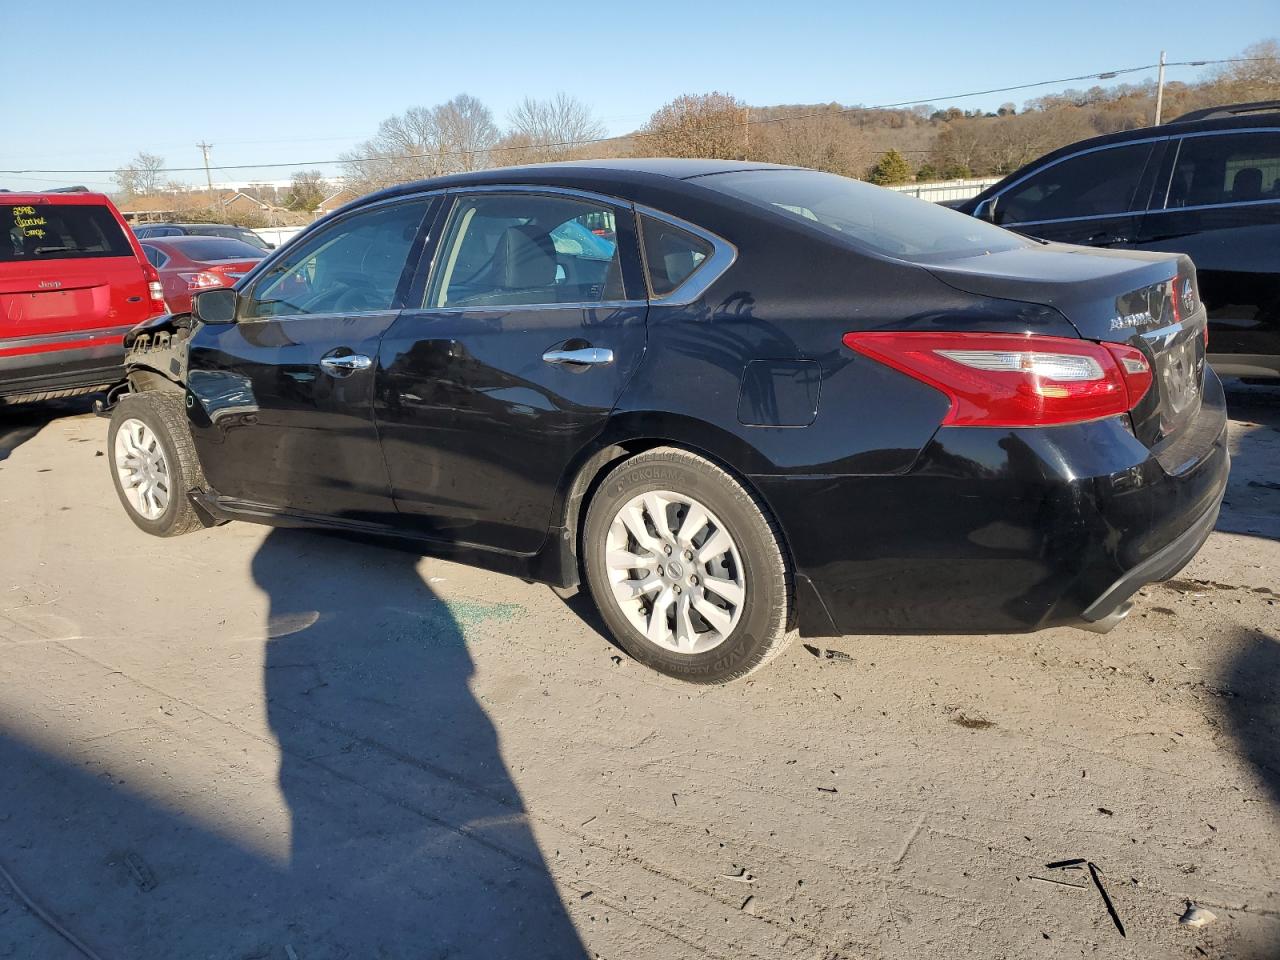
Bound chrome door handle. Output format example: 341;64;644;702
320;354;372;372
542;347;614;366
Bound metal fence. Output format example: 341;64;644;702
885;177;1002;203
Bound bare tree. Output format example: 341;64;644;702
340;94;499;191
433;94;501;172
1209;39;1280;100
113;152;165;198
635;92;747;160
504;93;606;163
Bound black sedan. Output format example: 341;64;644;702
107;160;1229;683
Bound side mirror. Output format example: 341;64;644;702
191;287;239;324
973;196;999;224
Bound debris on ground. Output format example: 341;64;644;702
1178;903;1217;928
718;868;756;884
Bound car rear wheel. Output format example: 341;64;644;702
108;392;205;537
583;447;793;683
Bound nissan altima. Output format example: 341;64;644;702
107;160;1229;683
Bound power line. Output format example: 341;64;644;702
1;55;1268;177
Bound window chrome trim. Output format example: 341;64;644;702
409;299;647;315
634;204;737;307
1147;196;1280;216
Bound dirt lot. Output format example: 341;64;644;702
1;385;1277;960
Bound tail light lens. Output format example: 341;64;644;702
844;331;1152;427
142;264;168;311
180;271;228;291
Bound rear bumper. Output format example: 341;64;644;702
0;342;126;401
1080;490;1221;623
755;371;1231;637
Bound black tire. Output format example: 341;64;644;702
583;447;794;683
108;392;205;537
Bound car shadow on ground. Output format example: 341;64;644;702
0;396;98;464
0;527;588;959
1220;380;1280;542
1221;626;1280;960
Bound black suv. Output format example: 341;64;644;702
133;222;272;252
958;101;1280;379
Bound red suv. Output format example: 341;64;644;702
1;190;166;405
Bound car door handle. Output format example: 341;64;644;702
320;354;373;373
541;347;614;366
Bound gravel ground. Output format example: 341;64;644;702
0;385;1277;960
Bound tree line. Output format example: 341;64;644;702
114;38;1278;215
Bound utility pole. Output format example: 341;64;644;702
1154;51;1167;125
197;141;217;213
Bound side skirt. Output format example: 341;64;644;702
192;493;576;587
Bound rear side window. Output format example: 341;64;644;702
1165;132;1280;208
141;244;168;268
995;142;1154;224
640;215;713;297
2;203;132;262
428;194;623;308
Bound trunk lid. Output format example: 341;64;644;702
204;258;261;284
927;243;1207;447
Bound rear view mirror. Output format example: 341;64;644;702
191;288;238;324
973;196;999;224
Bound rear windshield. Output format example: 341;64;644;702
168;238;264;262
702;169;1027;263
186;225;269;249
2;203;133;262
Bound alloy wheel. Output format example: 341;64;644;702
604;490;746;654
114;418;171;520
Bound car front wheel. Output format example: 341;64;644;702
108;392;205;537
583;447;794;683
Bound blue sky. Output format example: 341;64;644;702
1;0;1274;191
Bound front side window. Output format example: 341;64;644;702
1;203;132;262
995;142;1154;224
428;194;623;308
1165;132;1280;208
243;200;429;319
640;215;713;297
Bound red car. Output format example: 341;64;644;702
137;236;264;314
1;191;166;404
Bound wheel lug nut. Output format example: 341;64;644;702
656;566;664;577
673;585;682;594
683;550;693;561
664;545;673;556
690;575;698;586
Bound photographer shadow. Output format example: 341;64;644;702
254;526;586;958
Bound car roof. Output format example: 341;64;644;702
347;159;804;214
141;222;252;229
0;190;116;205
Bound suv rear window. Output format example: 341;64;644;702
703;169;1025;263
2;203;132;262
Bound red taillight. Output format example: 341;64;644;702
180;271;227;291
843;331;1152;427
142;264;168;311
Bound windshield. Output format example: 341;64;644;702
702;169;1027;263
